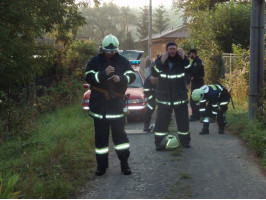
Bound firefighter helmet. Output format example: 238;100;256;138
101;34;119;53
160;135;179;150
191;88;204;102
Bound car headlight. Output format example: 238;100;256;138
128;98;145;104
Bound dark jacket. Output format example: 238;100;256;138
151;54;191;107
189;56;205;90
85;53;136;118
199;84;230;119
143;75;157;109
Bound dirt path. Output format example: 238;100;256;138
79;111;266;199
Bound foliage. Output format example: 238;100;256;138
0;0;87;89
180;1;251;82
136;6;150;40
0;173;20;199
0;102;95;198
209;2;251;52
153;5;170;34
172;0;231;17
78;2;137;46
64;40;97;77
120;32;136;50
220;44;249;103
226;105;266;166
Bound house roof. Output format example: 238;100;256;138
140;24;189;42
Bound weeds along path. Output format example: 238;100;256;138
79;111;266;198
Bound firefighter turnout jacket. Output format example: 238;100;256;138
199;84;231;121
143;75;157;110
85;53;136;119
189;56;205;90
151;54;191;106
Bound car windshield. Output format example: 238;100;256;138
120;51;143;60
129;71;143;88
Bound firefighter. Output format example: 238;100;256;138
151;42;194;150
85;34;136;176
191;84;231;135
143;75;157;132
188;49;205;121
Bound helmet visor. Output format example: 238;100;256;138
103;49;118;54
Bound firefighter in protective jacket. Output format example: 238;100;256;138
151;42;194;150
191;84;231;135
143;75;157;132
188;49;205;121
85;34;136;176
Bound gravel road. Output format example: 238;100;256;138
79;109;266;199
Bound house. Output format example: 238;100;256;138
139;24;190;58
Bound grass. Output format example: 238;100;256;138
0;101;95;198
226;101;266;168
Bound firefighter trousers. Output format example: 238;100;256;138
94;117;130;169
154;103;191;147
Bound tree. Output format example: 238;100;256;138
153;5;169;34
136;6;149;40
172;0;230;18
0;0;98;133
120;31;135;50
78;3;137;45
182;1;251;83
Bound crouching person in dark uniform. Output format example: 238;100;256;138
191;84;231;135
85;34;136;176
151;42;194;150
143;75;157;132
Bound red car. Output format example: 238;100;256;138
82;50;147;120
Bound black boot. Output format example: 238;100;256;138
95;154;108;176
117;150;131;175
218;129;224;134
200;123;209;135
95;167;106;176
121;162;131;175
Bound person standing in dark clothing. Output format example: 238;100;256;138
151;42;193;150
85;34;136;176
143;75;157;132
188;49;205;121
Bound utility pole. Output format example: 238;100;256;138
248;0;265;119
148;0;152;60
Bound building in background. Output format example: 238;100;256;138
139;24;190;58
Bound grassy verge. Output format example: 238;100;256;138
0;101;95;198
226;102;266;168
